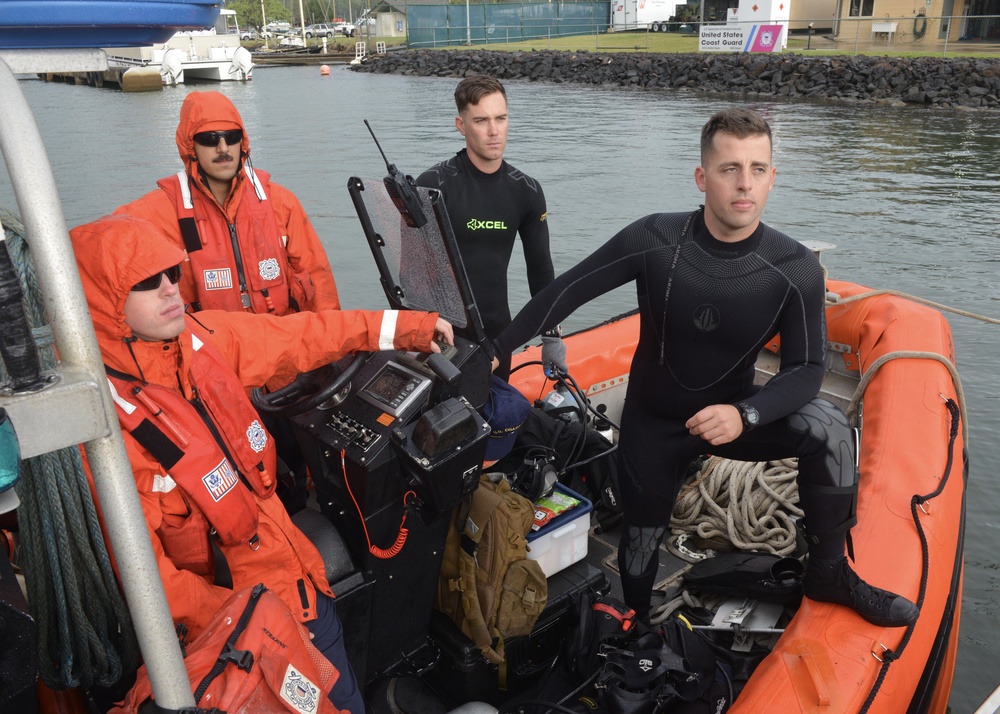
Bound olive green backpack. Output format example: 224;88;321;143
436;473;548;667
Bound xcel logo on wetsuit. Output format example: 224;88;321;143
466;218;509;231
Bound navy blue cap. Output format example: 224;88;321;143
480;375;532;462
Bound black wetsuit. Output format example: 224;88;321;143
494;209;857;617
417;149;554;373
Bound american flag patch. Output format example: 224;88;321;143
204;268;233;291
202;459;239;502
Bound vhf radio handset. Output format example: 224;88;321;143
364;120;427;229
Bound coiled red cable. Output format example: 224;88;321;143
340;448;411;559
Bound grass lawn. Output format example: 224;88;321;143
401;29;999;59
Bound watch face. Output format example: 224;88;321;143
740;403;759;426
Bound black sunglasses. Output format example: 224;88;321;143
192;129;243;148
132;264;182;292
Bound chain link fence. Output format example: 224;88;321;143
406;2;608;48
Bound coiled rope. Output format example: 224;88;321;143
669;456;802;557
665;287;979;565
0;207;138;689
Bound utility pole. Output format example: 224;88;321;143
260;0;269;49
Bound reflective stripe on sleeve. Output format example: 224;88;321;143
379;311;399;351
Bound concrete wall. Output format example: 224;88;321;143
376;11;407;38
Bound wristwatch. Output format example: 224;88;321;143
736;402;760;431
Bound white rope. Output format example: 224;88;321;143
847;349;968;443
828;288;1000;326
669;456;803;557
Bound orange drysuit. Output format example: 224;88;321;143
70;214;441;639
115;90;340;316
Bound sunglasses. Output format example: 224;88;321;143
132;264;182;292
192;129;243;148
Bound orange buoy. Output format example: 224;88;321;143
320;65;330;76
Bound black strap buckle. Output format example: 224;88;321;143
218;641;255;673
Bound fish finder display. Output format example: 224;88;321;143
358;362;431;418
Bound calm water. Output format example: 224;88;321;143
3;66;999;711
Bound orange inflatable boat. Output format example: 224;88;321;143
509;279;966;713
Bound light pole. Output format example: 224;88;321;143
298;0;307;45
259;0;269;49
466;0;471;45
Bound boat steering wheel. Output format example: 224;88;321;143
251;352;370;419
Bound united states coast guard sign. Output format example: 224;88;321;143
699;22;786;52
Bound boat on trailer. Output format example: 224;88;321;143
102;9;253;85
0;7;968;712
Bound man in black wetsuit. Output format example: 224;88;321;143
416;75;556;379
492;108;919;628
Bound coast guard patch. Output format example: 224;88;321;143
280;665;320;713
202;459;239;502
247;419;267;453
204;268;233;291
258;258;280;281
760;30;774;47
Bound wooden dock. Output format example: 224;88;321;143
251;49;356;66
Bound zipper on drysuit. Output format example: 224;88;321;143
227;222;252;309
193;582;267;703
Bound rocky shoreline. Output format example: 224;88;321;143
351;48;1000;110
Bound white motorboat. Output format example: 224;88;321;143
103;9;253;85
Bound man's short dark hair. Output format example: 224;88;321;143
700;108;772;163
455;75;507;114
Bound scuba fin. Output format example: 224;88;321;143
682;552;803;605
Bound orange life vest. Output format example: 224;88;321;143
158;168;313;315
105;332;278;549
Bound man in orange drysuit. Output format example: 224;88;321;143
116;90;338;317
116;90;341;513
70;214;453;713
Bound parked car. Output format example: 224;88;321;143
304;23;336;38
334;21;355;37
239;27;258;40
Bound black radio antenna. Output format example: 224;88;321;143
364;119;394;172
364;120;427;228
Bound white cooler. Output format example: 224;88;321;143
527;484;593;577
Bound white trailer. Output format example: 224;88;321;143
611;0;836;32
611;0;691;32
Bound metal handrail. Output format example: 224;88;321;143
0;54;194;710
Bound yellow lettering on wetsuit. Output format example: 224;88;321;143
466;219;509;231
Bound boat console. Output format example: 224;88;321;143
286;179;495;685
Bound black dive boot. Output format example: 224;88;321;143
803;556;919;628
